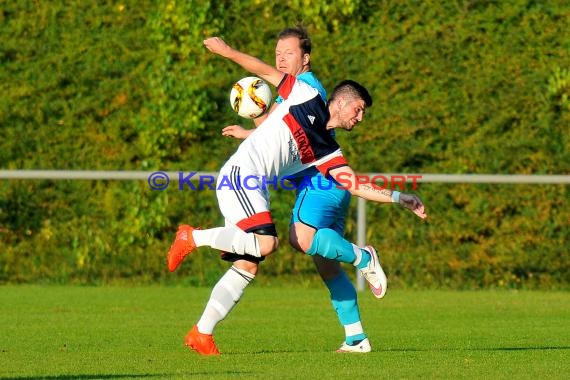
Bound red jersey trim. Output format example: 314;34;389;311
277;74;295;100
316;157;348;177
283;113;316;164
237;211;274;232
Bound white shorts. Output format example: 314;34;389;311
216;164;275;233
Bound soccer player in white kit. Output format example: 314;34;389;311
167;36;427;355
223;26;374;354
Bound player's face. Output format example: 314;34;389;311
336;98;367;131
275;37;308;76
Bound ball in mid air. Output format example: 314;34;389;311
229;76;272;119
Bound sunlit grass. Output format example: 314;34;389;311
1;286;568;379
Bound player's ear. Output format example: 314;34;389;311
302;53;310;66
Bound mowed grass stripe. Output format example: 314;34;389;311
1;286;568;379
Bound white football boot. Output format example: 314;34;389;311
336;338;372;353
358;245;388;298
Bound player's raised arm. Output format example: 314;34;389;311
329;166;427;219
204;37;285;87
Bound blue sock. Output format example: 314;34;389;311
324;271;366;345
307;228;370;268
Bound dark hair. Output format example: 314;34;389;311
278;26;312;55
330;80;373;107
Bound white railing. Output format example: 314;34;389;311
2;170;568;290
1;170;569;183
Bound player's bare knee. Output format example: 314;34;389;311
289;232;312;253
296;237;313;253
289;223;315;253
233;260;259;276
252;225;279;256
256;235;279;256
288;229;304;252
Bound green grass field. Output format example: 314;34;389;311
1;285;568;379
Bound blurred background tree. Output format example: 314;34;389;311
0;0;568;287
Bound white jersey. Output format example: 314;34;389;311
225;74;348;179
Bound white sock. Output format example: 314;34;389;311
193;228;223;247
193;227;260;257
345;321;364;338
196;267;255;334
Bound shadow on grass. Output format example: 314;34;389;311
1;372;255;380
0;375;166;380
483;346;570;351
383;346;570;352
225;345;570;355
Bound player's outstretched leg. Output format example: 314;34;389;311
168;225;263;272
308;228;387;298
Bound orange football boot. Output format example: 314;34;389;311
185;325;220;355
167;225;197;272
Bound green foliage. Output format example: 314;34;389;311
548;66;570;111
0;0;568;288
138;1;226;168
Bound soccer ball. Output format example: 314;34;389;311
229;76;272;119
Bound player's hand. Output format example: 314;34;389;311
203;37;233;57
222;125;252;140
399;193;427;219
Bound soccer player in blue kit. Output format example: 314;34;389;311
167;31;427;355
222;27;372;353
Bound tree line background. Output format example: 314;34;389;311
1;0;568;288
